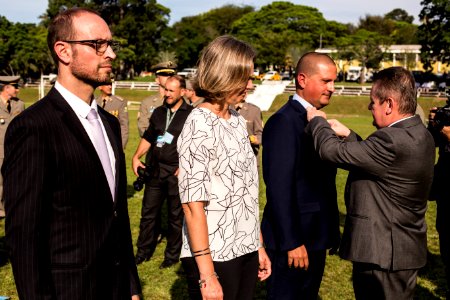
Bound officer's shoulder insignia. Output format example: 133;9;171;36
115;95;124;102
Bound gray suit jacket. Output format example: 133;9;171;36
306;115;435;270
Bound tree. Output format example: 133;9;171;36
108;1;171;77
418;0;450;70
156;50;177;64
357;11;418;45
171;5;254;68
0;16;14;75
9;24;52;78
385;8;415;23
358;14;395;36
336;29;390;82
0;16;52;78
231;2;328;69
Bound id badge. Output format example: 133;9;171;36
162;132;174;144
156;135;165;148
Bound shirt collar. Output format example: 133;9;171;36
388;115;415;127
293;93;314;110
55;81;98;118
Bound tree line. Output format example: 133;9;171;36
0;0;448;80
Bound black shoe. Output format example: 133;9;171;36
135;255;150;265
159;259;178;269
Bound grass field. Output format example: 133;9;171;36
0;88;448;299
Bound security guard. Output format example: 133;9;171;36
132;75;193;268
96;83;129;148
137;61;177;137
0;76;25;217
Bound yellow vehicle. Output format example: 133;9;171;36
262;71;281;81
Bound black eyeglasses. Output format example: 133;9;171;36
63;39;120;55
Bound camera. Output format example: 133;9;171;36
133;165;152;191
430;89;450;129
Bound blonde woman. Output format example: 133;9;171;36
177;35;271;300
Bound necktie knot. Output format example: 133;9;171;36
6;99;11;113
87;108;99;121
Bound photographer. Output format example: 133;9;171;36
132;75;193;268
428;98;450;298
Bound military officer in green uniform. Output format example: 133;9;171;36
235;98;263;156
96;83;129;148
0;76;25;217
137;61;177;137
184;79;204;107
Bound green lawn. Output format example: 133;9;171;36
0;89;448;299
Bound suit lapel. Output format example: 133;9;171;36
288;96;307;123
48;88;99;159
48;87;115;202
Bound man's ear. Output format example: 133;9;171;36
297;73;307;89
385;98;394;115
54;41;72;65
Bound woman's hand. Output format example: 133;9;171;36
199;274;223;300
258;247;272;281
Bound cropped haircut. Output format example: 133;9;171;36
193;35;256;105
166;74;186;89
47;8;100;65
295;52;336;89
372;67;417;115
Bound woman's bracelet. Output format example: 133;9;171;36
193;251;211;257
198;272;219;288
192;247;209;254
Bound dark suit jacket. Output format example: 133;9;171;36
306;115;435;270
261;97;340;252
2;87;141;299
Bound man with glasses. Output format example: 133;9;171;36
2;8;141;299
0;76;24;218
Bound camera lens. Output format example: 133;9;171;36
133;178;144;191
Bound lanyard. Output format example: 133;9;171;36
165;108;177;131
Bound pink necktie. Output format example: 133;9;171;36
87;109;115;200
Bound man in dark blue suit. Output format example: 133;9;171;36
261;52;340;299
2;8;140;299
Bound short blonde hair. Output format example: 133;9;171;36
194;35;255;105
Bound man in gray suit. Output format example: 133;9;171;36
306;67;435;299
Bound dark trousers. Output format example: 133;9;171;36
181;251;259;300
437;199;450;295
136;175;183;261
266;248;326;300
352;262;418;300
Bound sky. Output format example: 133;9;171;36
0;0;423;26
